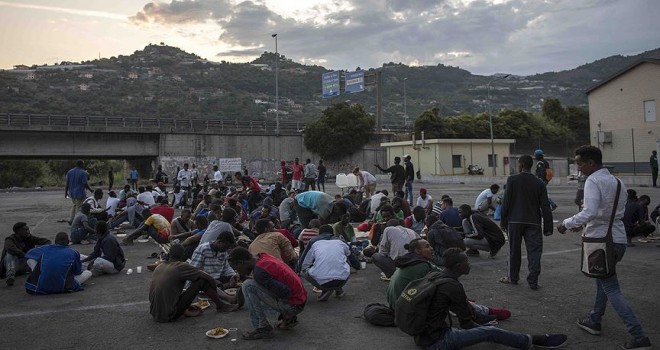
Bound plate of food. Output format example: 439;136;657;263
136;239;149;243
194;299;211;310
116;233;127;238
206;327;229;339
224;288;237;296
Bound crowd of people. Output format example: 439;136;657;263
1;147;656;349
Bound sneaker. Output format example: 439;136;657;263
576;318;601;335
532;334;568;348
466;249;480;257
621;337;652;350
6;276;15;287
488;307;512;320
241;326;274;340
636;238;650;243
317;289;333;301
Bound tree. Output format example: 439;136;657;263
303;102;375;160
413;107;444;139
542;98;566;124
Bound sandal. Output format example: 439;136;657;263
498;277;518;285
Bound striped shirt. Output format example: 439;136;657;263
189;242;235;280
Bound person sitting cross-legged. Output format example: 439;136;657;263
25;232;92;294
228;247;307;340
81;221;126;275
300;228;352;302
402;248;568;349
149;244;228;322
122;208;171;245
70;203;97;245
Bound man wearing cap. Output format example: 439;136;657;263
1;222;52;286
403;155;415;206
375;156;405;194
24;232;92;294
534;149;558;211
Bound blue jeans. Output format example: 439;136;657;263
242;279;304;329
589;243;646;340
71;227;93;244
429;326;531;350
405;180;414;205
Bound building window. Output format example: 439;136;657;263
645;100;656;122
488;154;497;168
452;155;462;168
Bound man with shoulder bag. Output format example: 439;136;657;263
557;145;651;350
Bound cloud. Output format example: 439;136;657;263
127;0;660;75
0;1;126;20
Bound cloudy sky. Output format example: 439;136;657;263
1;0;658;75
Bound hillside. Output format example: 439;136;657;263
1;44;658;126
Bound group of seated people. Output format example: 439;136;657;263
7;172;617;349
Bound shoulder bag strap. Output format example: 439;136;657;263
606;179;622;242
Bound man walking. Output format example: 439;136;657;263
403;155;415;206
375;156;405;194
650;150;658;187
65;160;93;224
558;145;651;350
500;155;553;290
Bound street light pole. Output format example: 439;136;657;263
272;33;279;135
487;74;510;176
403;77;408;128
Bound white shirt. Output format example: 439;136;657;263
105;197;120;217
214;170;224;183
370;192;386;215
416;194;433;209
301;239;350;285
177;169;193;187
563;168;627;244
358;170;377;185
379;226;419;260
475;188;494;208
137;192;156;207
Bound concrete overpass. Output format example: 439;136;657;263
0;113;389;180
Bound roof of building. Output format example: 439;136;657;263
585;58;660;95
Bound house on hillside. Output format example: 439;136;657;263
586;58;660;175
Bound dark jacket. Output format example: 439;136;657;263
535;158;551;183
427;221;465;264
404;160;415;182
88;233;126;271
414;273;479;347
1;234;51;277
501;171;553;234
466;211;506;255
386;253;439;308
378;164;405;185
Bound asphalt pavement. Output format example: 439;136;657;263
0;182;658;350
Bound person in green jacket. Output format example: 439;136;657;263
386;238;511;322
386;238;439;308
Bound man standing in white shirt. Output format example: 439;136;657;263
213;165;224;184
558;145;651;350
177;163;193;208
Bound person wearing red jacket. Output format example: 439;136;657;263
228;247;306;340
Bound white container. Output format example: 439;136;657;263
137;266;142;273
126;268;133;275
360;261;367;270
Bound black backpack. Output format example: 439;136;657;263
394;271;453;336
363;303;396;327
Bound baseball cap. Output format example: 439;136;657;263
534;149;544;156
